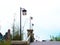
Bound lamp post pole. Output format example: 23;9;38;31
20;7;22;40
20;7;27;40
30;17;33;29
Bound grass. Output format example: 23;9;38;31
0;40;11;45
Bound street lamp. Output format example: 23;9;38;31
20;7;27;40
30;16;33;29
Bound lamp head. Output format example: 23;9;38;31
22;9;27;15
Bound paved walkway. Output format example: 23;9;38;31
30;41;60;45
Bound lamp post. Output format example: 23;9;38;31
13;15;15;40
30;16;33;29
20;7;27;40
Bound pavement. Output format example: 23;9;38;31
30;41;60;45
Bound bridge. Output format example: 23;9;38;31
30;41;60;45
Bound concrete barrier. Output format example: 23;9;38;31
11;41;29;45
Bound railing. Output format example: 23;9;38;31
26;36;30;42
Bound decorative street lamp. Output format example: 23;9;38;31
20;7;27;40
22;9;27;15
30;16;33;29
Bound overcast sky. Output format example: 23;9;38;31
0;0;60;41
